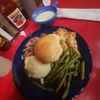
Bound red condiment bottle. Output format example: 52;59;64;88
0;35;11;51
0;0;27;30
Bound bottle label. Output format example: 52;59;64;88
7;8;26;29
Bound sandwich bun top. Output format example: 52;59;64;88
34;34;63;63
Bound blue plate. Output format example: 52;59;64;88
12;26;92;100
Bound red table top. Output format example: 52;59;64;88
0;0;100;100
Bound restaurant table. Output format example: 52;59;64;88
0;0;100;100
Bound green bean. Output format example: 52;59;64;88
45;51;71;83
46;54;77;83
45;52;79;84
31;80;54;92
62;75;72;99
68;63;74;69
43;47;82;98
44;69;60;84
53;60;59;69
64;55;77;69
68;55;80;67
59;61;73;79
50;63;69;84
60;68;66;80
50;71;62;83
63;77;67;88
68;60;80;77
58;64;68;81
75;60;80;72
63;54;70;64
50;64;67;83
80;61;85;80
59;51;68;63
45;64;66;84
71;52;79;60
50;60;59;73
49;53;65;74
56;70;67;93
54;63;68;77
68;60;80;72
44;60;60;84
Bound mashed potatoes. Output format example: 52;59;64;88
25;56;51;78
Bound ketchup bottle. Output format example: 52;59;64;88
0;0;27;30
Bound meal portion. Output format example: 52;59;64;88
22;28;85;99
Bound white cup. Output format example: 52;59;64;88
0;56;12;77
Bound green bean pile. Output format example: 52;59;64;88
31;41;85;99
45;48;85;99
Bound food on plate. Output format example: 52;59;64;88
23;38;39;57
25;56;51;78
25;38;39;48
22;27;85;99
34;34;63;63
54;28;78;52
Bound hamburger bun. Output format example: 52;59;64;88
34;34;63;63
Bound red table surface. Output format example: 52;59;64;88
0;0;100;100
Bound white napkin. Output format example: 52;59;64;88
57;8;100;21
0;56;12;77
19;31;26;37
